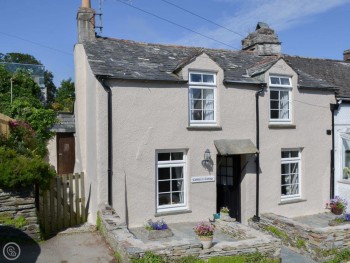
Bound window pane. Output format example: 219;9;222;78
281;185;290;195
203;74;214;83
281;151;290;158
282;163;289;174
227;176;233;186
203;110;214;120
270;100;279;110
290;184;299;195
226;157;232;166
172;192;184;204
172;167;183;179
271;110;279;119
227;167;233;176
204;100;214;110
281;174;291;184
158;168;170;180
270;77;280;85
193;99;202;110
171;152;183;160
280;109;289;119
172;179;183;191
220;167;226;176
159;181;170;193
190;73;201;83
191;110;202;120
191;89;202;99
280;78;290;85
158;153;170;161
290;151;299;158
203;89;214;100
270;90;279;100
159;193;170;205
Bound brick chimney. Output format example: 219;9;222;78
242;22;281;56
344;50;350;62
77;0;95;43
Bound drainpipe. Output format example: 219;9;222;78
330;102;340;199
253;83;265;222
96;75;113;206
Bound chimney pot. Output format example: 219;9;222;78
82;0;91;8
344;49;350;62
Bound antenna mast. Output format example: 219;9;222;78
95;0;103;34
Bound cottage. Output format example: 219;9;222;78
74;1;346;227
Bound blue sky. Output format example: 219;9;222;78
1;0;349;86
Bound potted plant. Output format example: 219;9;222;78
220;207;230;220
193;221;215;249
144;219;173;240
343;167;350;179
327;196;347;215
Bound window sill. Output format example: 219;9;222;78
269;123;296;129
155;209;192;217
278;198;306;205
187;125;222;131
337;179;350;185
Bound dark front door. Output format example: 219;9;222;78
217;155;241;222
57;133;75;175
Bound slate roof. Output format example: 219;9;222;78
83;37;350;97
51;113;75;133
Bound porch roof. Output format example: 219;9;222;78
214;139;258;155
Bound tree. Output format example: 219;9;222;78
51;78;75;112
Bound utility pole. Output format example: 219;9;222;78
10;78;13;104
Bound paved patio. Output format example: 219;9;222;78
99;206;281;262
293;212;340;228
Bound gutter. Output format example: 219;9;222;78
330;102;340;199
253;83;265;222
96;75;113;206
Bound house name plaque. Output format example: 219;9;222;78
191;176;215;183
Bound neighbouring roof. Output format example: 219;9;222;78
82;37;350;97
51;113;75;133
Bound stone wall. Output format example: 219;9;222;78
249;213;350;262
98;205;281;262
0;188;40;241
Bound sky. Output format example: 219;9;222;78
1;0;350;86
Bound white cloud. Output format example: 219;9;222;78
175;0;350;49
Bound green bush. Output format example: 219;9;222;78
132;252;165;263
0;147;55;189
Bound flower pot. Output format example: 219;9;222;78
332;207;344;215
199;236;213;249
220;212;230;220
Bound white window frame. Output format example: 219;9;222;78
342;136;350;180
269;75;293;123
281;149;301;200
156;150;187;212
188;71;217;126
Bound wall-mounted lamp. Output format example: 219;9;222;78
203;149;211;164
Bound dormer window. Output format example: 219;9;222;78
269;75;292;123
189;72;216;125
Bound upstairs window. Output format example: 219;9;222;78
269;76;292;123
342;138;350;180
189;72;216;125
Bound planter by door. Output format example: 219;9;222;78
199;236;213;249
331;207;343;215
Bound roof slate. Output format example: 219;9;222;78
83;37;350;97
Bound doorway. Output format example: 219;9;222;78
216;155;241;222
57;133;75;175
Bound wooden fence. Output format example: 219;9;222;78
38;173;86;235
0;113;13;137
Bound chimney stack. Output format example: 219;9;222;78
77;0;95;43
344;50;350;62
241;22;281;56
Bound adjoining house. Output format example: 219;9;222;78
0;62;47;102
333;50;350;207
73;1;349;227
47;112;76;175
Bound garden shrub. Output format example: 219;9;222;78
0;147;55;189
